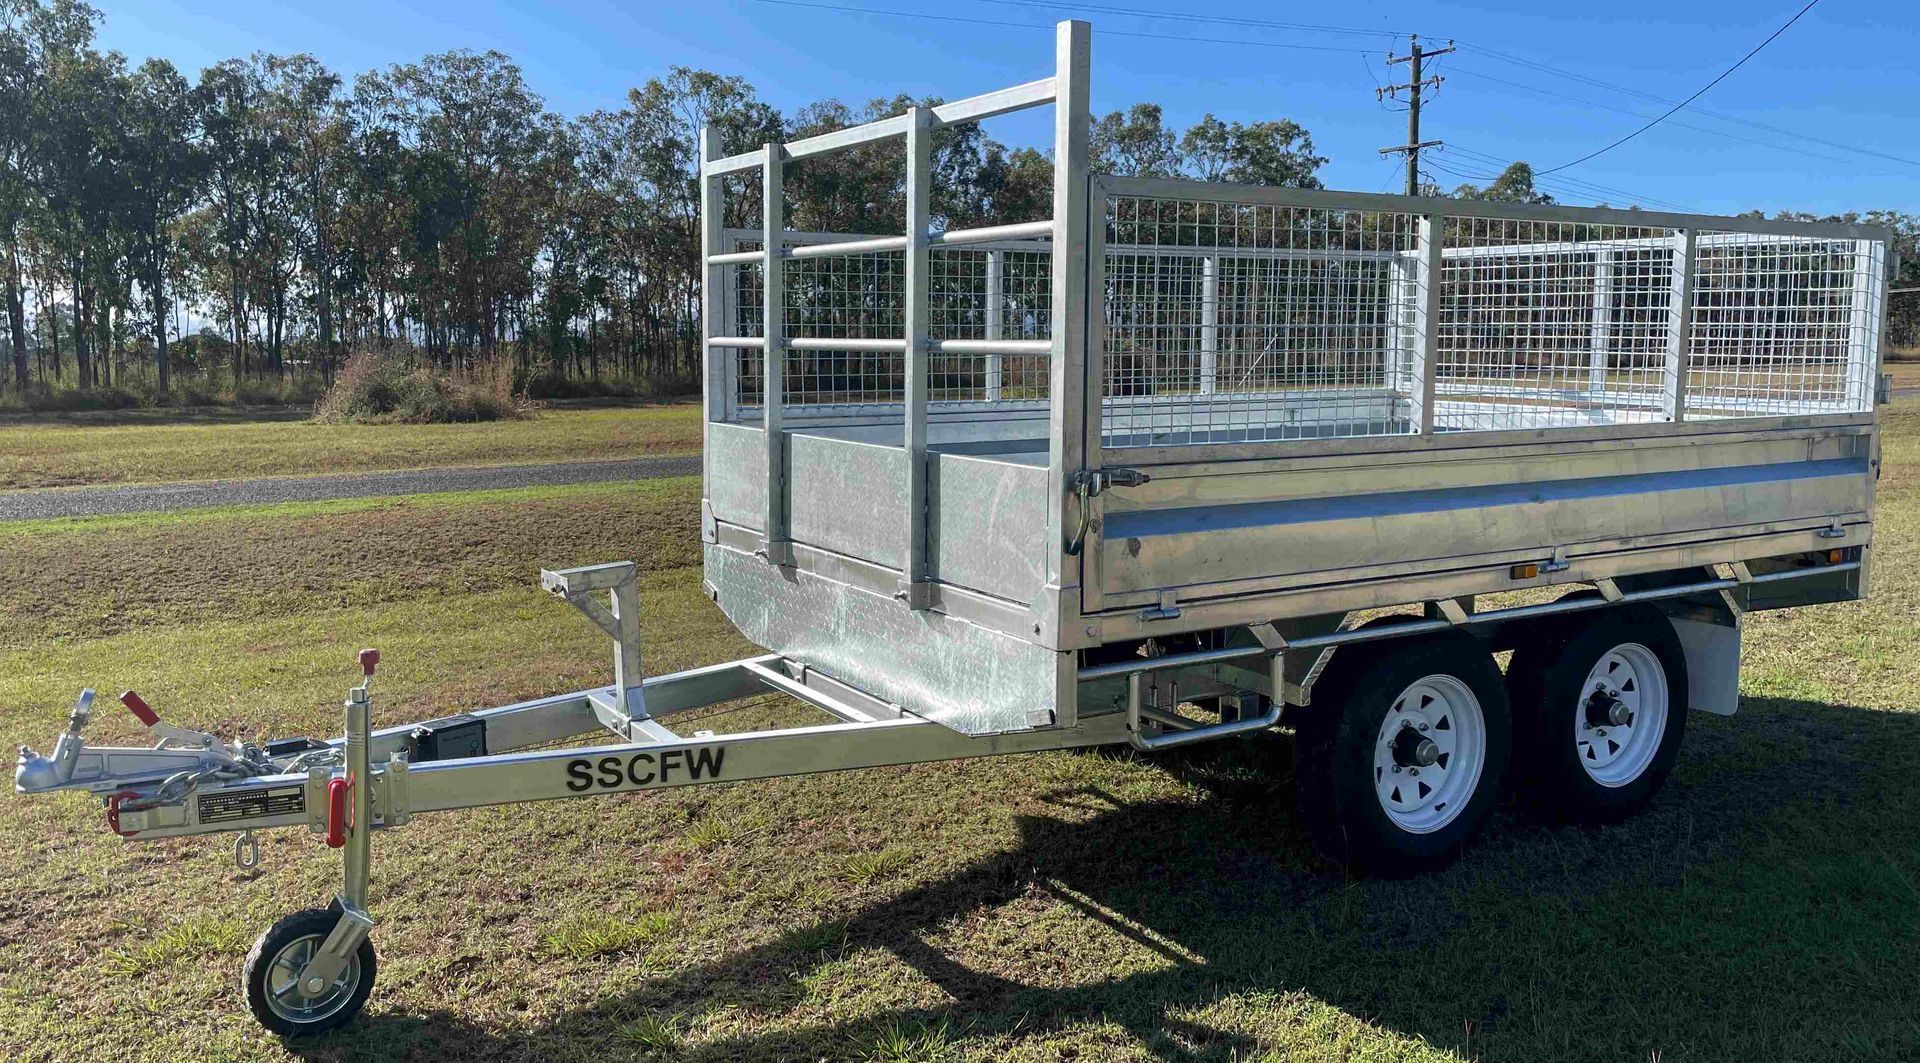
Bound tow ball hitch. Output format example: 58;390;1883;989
15;688;276;801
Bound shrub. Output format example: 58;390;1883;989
312;350;533;424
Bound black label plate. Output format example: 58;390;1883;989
198;785;305;825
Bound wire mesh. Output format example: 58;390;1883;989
1687;234;1879;417
927;249;1053;403
1100;195;1421;446
1435;219;1678;431
721;233;1052;417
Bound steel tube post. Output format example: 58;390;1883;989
1664;228;1698;423
1200;254;1219;395
761;143;792;565
610;576;644;716
1848;239;1884;411
699;128;725;496
901;107;933;609
985;249;1004;401
1045;21;1091;617
1588;249;1614;399
1413;213;1443;434
343;691;371;907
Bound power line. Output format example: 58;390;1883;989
1444;145;1697;211
1444;64;1916;177
1424;157;1691;211
1537;0;1822;175
971;0;1399;39
1454;42;1920;171
952;0;1920;173
749;0;1903;195
748;0;1378;54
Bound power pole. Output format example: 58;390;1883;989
1378;35;1454;196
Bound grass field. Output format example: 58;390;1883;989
0;403;701;489
2;411;1919;1062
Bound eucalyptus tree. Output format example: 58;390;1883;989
1091;103;1181;178
118;57;202;392
36;27;128;386
1180;114;1325;188
375;49;555;360
257;54;348;378
624;65;781;371
194;58;266;376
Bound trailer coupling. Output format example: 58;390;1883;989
15;688;305;806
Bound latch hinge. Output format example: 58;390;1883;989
1069;467;1151;496
1139;590;1182;622
1066;468;1151;557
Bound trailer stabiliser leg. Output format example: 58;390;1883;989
293;651;379;1000
239;648;383;1037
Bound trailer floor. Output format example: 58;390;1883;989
2;409;1918;1063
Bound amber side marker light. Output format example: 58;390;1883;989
1824;548;1846;565
1510;562;1540;580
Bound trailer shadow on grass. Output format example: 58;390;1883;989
307;695;1920;1062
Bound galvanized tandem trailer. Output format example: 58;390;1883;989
15;21;1894;1036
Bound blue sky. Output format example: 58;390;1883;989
94;0;1918;217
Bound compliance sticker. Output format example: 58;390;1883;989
198;785;306;824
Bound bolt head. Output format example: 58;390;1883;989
1409;768;1419;777
304;977;325;995
1418;723;1429;732
1391;765;1401;774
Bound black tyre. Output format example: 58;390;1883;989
242;907;376;1037
1506;604;1689;824
1294;633;1512;877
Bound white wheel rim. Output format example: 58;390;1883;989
1575;642;1669;788
1372;674;1488;834
263;934;361;1025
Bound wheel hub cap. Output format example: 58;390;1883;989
264;935;361;1024
1585;689;1630;728
1393;727;1441;767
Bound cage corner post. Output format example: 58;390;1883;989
1663;226;1698;424
1044;17;1093;646
760;140;793;566
1412;210;1443;436
900;105;934;610
699;126;724;529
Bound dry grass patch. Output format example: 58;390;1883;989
0;478;699;647
0;403;698;489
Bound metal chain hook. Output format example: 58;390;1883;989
235;829;260;871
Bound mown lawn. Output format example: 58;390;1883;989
0;403;701;489
2;412;1918;1062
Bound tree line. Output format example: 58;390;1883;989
0;1;1329;400
1;0;1912;404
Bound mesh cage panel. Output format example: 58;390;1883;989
1435;219;1677;431
1687;234;1879;418
1100;195;1422;447
722;236;1052;417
